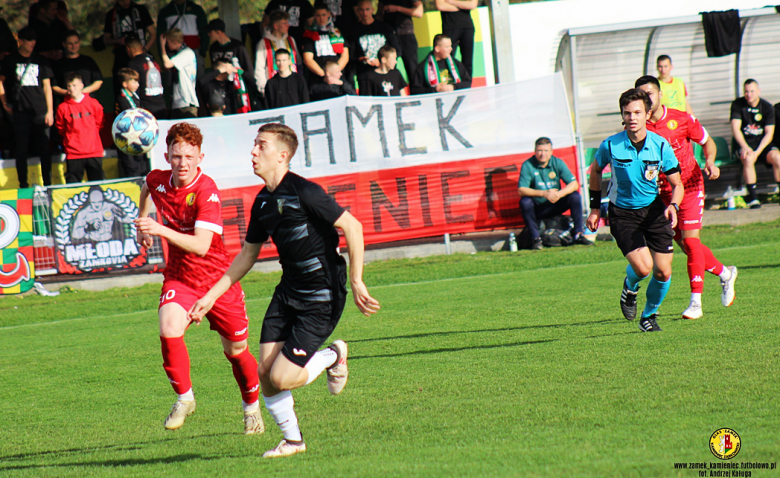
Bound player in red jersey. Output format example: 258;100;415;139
134;123;263;433
635;76;738;320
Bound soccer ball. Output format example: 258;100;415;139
112;108;159;155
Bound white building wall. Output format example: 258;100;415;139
504;0;770;83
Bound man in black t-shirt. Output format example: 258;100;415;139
104;0;156;96
29;0;69;62
0;27;54;188
206;19;257;100
206;19;253;75
435;0;476;77
265;49;309;109
378;0;422;79
348;0;402;94
324;0;360;31
360;45;407;96
52;30;104;99
190;123;379;459
410;34;471;95
126;35;167;119
302;5;350;85
263;0;315;49
730;78;780;209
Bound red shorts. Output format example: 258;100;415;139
662;186;704;232
159;280;249;342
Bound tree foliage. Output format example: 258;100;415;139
2;0;272;45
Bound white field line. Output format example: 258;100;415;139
1;241;775;332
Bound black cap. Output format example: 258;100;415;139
206;19;226;33
18;27;37;41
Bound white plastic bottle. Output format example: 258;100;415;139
508;233;518;252
726;185;735;210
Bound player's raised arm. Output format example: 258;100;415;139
136;183;154;249
334;211;380;316
189;241;262;322
135;216;214;257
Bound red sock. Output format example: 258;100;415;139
701;244;725;276
682;237;705;294
225;347;260;404
160;336;192;395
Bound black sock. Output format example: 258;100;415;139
747;183;758;201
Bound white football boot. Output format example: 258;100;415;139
721;266;738;307
164;399;196;430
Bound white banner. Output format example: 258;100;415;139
152;73;575;189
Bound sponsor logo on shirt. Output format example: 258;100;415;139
359;34;387;61
15;63;40;87
315;37;337;57
156;184;166;193
144;58;164;96
207;193;220;203
235;326;247;336
644;163;659;181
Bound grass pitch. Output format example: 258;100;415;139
1;220;779;477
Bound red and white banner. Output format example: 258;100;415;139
153;74;577;257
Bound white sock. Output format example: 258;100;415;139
242;400;260;413
304;347;338;385
178;389;194;401
690;293;702;306
719;267;732;281
264;391;302;442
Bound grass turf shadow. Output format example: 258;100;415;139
0;433;233;463
348;319;618;345
351;330;635;360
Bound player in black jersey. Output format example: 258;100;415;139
190;123;380;458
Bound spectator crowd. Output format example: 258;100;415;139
0;0;476;187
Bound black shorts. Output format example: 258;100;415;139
758;146;780;168
734;144;779;168
608;197;674;256
260;284;348;367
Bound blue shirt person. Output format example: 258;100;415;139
586;88;684;332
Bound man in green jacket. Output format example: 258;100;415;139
518;137;593;249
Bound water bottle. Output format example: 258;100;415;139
508;232;518;252
726;185;735;210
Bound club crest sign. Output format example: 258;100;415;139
50;182;147;274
